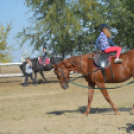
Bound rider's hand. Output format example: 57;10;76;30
97;50;102;53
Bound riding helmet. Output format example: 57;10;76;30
43;46;46;49
100;24;109;31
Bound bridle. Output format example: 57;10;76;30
54;56;83;84
55;68;70;84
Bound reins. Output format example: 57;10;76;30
70;68;101;81
70;80;134;89
70;68;134;89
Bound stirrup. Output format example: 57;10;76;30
114;59;122;64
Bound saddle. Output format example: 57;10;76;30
93;51;116;82
38;57;50;65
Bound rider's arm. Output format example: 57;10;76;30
95;37;101;50
25;63;32;74
108;38;116;46
27;60;32;67
29;62;32;67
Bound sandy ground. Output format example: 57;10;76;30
0;66;134;134
0;73;134;134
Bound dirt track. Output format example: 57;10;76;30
0;75;134;134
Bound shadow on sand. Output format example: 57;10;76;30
126;123;134;133
37;79;58;84
118;123;134;134
20;79;58;86
46;106;132;115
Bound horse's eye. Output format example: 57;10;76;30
57;75;61;78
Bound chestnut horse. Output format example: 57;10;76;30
53;49;134;115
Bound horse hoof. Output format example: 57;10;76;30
83;112;88;116
114;112;120;115
130;111;134;115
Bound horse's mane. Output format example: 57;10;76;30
62;56;80;68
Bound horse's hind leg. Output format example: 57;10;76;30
34;71;38;82
39;70;48;83
131;104;134;111
83;83;95;116
97;83;120;115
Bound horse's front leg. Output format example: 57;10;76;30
97;83;120;115
83;83;95;116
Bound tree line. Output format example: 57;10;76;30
1;0;134;62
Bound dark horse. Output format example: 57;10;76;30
20;57;63;83
53;49;134;115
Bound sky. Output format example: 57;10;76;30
0;0;39;62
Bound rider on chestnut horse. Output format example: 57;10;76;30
95;24;122;64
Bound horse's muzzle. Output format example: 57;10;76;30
62;83;69;90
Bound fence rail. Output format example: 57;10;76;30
0;73;23;78
0;62;24;80
0;63;22;66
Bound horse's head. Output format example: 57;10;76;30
53;62;71;90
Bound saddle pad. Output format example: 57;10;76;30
38;57;43;64
45;58;50;64
94;52;116;67
38;57;50;65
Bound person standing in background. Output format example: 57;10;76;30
23;58;37;87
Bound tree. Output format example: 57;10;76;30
17;0;134;58
18;0;106;57
109;0;134;49
0;22;14;63
76;0;134;50
17;0;82;58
